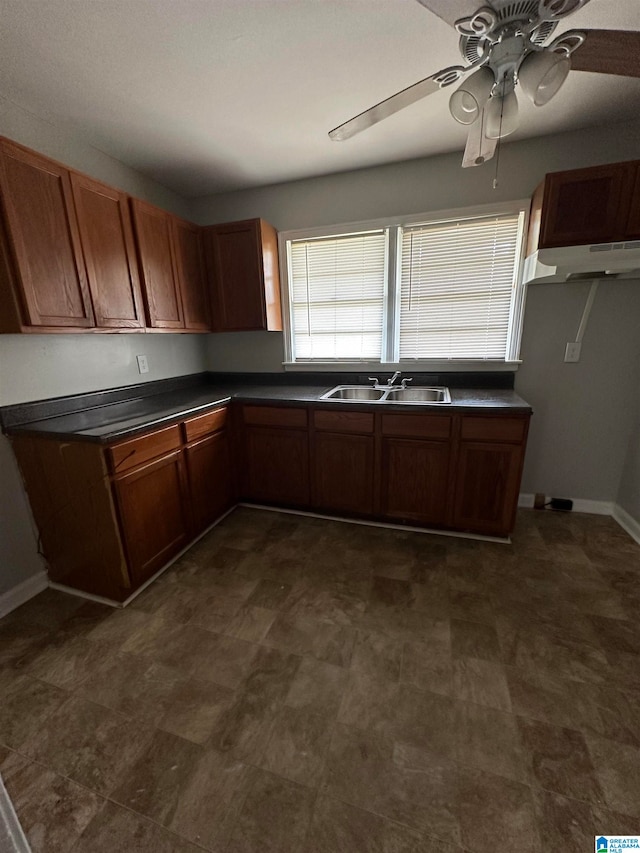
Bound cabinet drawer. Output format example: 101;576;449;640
313;410;374;434
183;406;228;443
107;424;182;473
243;405;307;429
461;417;527;443
381;413;452;440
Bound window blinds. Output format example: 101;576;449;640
289;231;387;360
398;213;523;360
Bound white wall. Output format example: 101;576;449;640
617;411;640;524
0;104;208;597
196;119;640;512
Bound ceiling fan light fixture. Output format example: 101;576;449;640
485;89;519;138
518;48;571;105
449;66;495;125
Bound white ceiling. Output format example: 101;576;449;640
1;0;639;197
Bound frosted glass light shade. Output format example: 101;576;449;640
519;49;570;106
449;67;495;125
485;90;519;139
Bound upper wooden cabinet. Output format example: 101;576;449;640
204;218;282;332
529;159;640;251
130;199;213;332
70;173;145;329
130;198;185;330
0;138;94;330
172;217;211;331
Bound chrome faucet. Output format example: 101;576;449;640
401;377;413;389
388;371;401;387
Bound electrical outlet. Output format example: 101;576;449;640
136;354;149;374
564;342;582;363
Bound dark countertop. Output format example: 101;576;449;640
1;373;532;444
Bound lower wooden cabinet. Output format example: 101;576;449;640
113;449;191;587
242;426;310;507
186;430;234;533
314;432;374;515
10;399;530;604
381;437;451;526
453;441;525;536
10;405;234;602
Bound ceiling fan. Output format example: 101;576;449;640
328;0;640;167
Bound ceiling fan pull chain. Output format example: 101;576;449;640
492;80;506;189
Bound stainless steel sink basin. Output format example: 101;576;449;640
320;385;387;401
320;384;451;404
384;387;451;404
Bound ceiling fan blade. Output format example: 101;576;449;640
329;66;466;141
462;109;497;167
413;0;484;28
571;29;640;78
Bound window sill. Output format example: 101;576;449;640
283;361;521;373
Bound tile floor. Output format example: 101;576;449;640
1;507;640;852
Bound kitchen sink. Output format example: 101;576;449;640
384;387;451;404
320;384;451;404
320;385;387;401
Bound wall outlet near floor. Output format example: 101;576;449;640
136;354;149;374
564;342;582;362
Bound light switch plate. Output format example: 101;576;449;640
564;342;581;363
136;354;149;374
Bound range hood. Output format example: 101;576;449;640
523;240;640;285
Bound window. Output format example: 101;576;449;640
281;203;527;367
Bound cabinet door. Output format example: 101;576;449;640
70;173;145;328
242;426;309;506
186;431;233;533
381;437;451;526
206;220;267;331
172;218;211;331
0;140;94;327
113;450;190;586
539;164;630;248
625;164;640;240
314;432;374;516
130;198;184;329
453;442;524;536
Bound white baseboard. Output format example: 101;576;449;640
613;504;640;546
239;502;510;543
518;494;614;515
0;570;48;619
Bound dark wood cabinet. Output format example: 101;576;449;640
0;139;94;330
113;449;191;586
314;432;374;515
381;438;451;526
240;405;310;507
204;218;282;332
172;217;211;331
529;159;640;251
186;430;234;534
626;164;640;240
242;427;310;507
130;198;184;329
452;416;529;536
70;173;145;329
